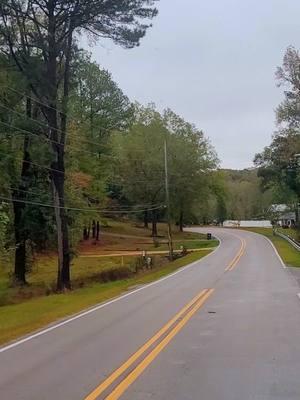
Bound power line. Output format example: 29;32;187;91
0;152;186;188
0;151;168;186
1;85;66;115
5;186;163;210
0;122;148;161
0;149;65;175
0;150;196;187
0;87;171;155
0;101;121;150
0;120;108;158
1;85;133;138
0;195;165;214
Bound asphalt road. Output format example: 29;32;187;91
1;228;300;400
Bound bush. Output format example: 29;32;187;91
99;266;134;282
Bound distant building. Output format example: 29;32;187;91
269;204;296;227
223;220;272;228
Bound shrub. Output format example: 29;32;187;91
99;266;134;282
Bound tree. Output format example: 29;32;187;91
255;47;300;228
276;47;300;129
0;204;9;256
255;130;300;223
111;105;166;236
0;66;50;284
163;109;218;231
111;105;219;234
0;0;158;290
67;52;135;239
71;52;134;143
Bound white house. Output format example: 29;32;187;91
269;204;296;227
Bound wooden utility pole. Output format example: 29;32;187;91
164;140;174;260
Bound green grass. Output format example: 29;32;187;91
0;250;212;346
0;255;138;306
0;221;213;307
103;220;206;240
277;227;299;241
147;239;218;251
243;227;300;268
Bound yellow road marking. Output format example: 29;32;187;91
225;238;246;272
84;289;209;400
84;236;244;400
105;288;214;400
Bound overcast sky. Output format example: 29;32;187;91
88;0;300;169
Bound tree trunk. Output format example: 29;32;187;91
87;222;91;239
83;227;88;240
96;221;100;241
179;209;184;232
13;97;32;285
144;210;149;229
48;105;71;291
51;155;71;291
47;20;74;291
152;210;158;237
13;195;27;285
295;202;299;228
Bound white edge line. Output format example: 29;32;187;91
221;228;286;270
0;234;222;354
257;233;300;298
263;236;287;269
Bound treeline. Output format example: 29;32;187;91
214;47;300;225
219;169;273;221
0;1;220;291
255;47;300;225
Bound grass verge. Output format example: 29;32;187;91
243;228;300;268
0;250;212;346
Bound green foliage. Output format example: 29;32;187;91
255;47;300;212
221;169;274;220
0;0;159;288
111;105;166;206
163;109;218;227
111;105;218;230
72;52;134;135
0;205;9;251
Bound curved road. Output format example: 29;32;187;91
1;228;300;399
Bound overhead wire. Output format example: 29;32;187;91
0;152;167;185
0;120;115;158
0;120;152;161
0;101;121;150
0;195;165;214
1;85;66;115
4;186;163;210
0;85;137;145
0;149;66;175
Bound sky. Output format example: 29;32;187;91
88;0;300;169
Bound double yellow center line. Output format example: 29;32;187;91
84;235;246;400
84;288;214;400
225;238;246;272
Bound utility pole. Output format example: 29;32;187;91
164;140;174;260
